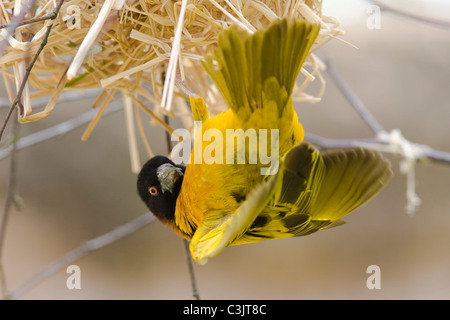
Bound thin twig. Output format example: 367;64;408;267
6;212;157;300
422;149;450;164
324;59;386;135
318;56;450;214
163;112;200;300
0;101;123;161
183;239;200;300
0;110;20;299
0;0;65;143
305;133;378;149
0;10;58;29
321;58;450;165
305;133;450;165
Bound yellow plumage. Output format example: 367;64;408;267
176;20;315;237
163;19;392;264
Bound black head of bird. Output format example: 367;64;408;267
137;156;185;223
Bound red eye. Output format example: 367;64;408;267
149;187;158;196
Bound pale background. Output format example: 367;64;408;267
1;0;450;299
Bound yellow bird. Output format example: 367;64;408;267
137;19;392;264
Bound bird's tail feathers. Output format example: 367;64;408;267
202;19;320;119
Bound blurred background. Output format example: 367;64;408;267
1;0;450;299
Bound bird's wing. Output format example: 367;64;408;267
235;143;392;243
189;170;282;264
278;142;325;211
233;143;330;244
309;147;393;221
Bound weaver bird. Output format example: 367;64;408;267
138;19;392;264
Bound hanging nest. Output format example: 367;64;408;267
0;0;343;170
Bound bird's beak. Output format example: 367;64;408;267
156;163;184;194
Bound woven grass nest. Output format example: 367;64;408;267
1;0;343;170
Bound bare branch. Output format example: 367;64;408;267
321;58;450;165
305;132;450;165
324;59;386;135
0;110;20;299
6;212;157;300
163;109;200;300
183;239;200;300
306;129;450;215
304;133;378;149
318;57;450;214
0;100;123;161
0;11;58;30
423;149;450;164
